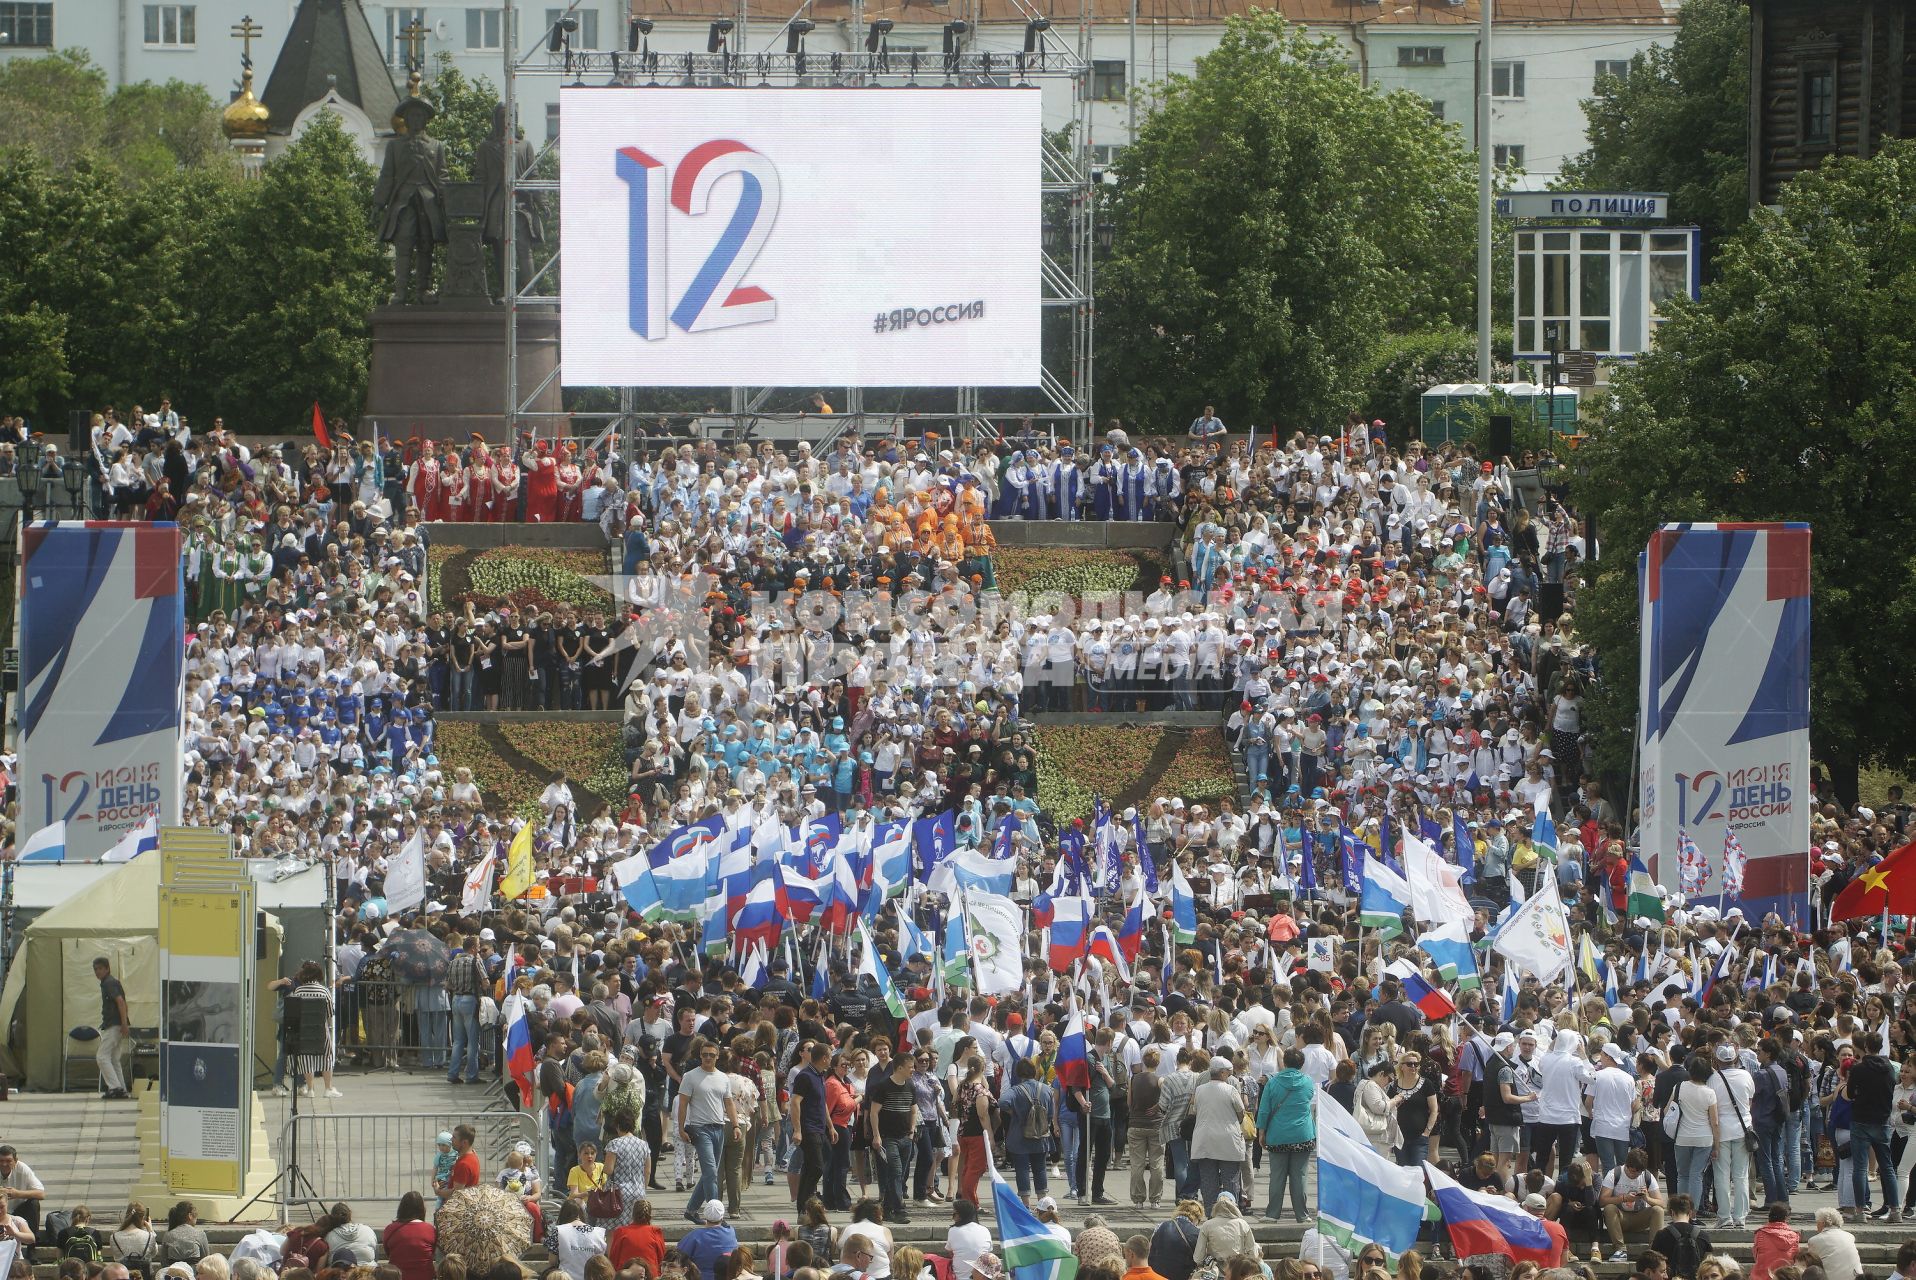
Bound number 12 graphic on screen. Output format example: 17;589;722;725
618;140;781;339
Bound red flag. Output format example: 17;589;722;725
311;401;331;450
1830;838;1916;921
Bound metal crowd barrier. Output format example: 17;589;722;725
282;1109;544;1213
336;979;493;1072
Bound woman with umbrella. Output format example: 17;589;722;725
291;961;343;1099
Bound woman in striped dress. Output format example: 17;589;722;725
290;961;343;1099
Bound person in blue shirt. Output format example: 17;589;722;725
678;1201;738;1280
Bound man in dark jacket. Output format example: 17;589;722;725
1847;1031;1900;1217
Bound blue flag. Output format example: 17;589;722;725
912;810;955;881
1338;825;1366;895
1134;808;1158;894
1453;813;1477;886
1299;826;1317;897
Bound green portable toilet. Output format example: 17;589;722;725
1420;384;1478;445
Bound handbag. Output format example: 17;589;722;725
585;1186;623;1219
1661;1084;1683;1140
1715;1067;1759;1155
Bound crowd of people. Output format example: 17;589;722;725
4;400;1914;1280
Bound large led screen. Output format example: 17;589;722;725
560;87;1042;387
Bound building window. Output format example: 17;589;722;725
466;7;503;51
1396;45;1445;67
1594;59;1630;85
1491;59;1525;98
1494;143;1525;168
386;6;428;66
1801;63;1835;145
0;1;54;47
143;3;195;47
1087;59;1126;101
1090;143;1125;165
1427;99;1445;120
545;101;560;142
545;7;598;48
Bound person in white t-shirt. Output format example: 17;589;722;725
1587;1042;1641;1173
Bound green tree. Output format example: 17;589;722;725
0;51;233;187
1560;0;1748;259
0;50;109;171
199;115;387;427
1572;140;1916;804
1096;12;1478;433
105;79;236;184
425;53;503;182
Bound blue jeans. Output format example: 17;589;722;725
1594;1135;1631;1175
447;995;481;1081
1012;1150;1049;1197
1060;1110;1083;1196
1788;1104;1807;1191
1851;1121;1899;1212
450;666;474;711
1167;1136;1193;1198
1675;1142;1713;1206
1756;1125;1789;1206
879;1134;915;1214
685;1122;726;1221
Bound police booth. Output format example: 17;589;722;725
1501;190;1701;381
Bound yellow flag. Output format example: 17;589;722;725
500;820;536;899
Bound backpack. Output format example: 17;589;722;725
1019;1082;1050;1142
1785;1051;1812;1112
1662;1222;1704;1280
64;1232;103;1264
39;1211;72;1250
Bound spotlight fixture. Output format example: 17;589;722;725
786;17;815;54
941;19;969;55
628;17;653;51
865;16;893;53
546;13;577;53
707;19;734;53
1022;16;1050;53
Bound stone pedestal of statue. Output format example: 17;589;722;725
360;301;559;444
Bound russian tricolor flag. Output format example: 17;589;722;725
776;860;823;924
1116;890;1145;963
818;846;862;934
1048;897;1091;969
1387;959;1457;1020
734;863;783;954
1088;924;1132;983
1031;892;1056;931
505;1000;536;1102
1426;1162;1561;1265
1054;1008;1090;1089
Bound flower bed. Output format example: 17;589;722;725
429;546;614;614
991;547;1165;604
436;719;627;820
1033;723;1237;822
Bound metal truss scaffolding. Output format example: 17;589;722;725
501;0;1096;454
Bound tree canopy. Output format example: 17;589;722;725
0;49;233;185
1572;140;1916;800
1096;12;1480;434
1560;0;1748;261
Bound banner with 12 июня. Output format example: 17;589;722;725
1637;522;1811;924
18;522;183;862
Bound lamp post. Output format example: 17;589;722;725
1476;0;1494;383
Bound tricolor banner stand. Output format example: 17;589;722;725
1637;523;1812;923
